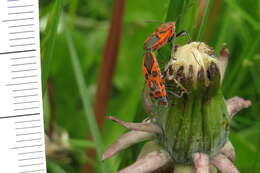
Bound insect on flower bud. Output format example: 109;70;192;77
164;42;221;96
157;42;229;164
103;41;251;173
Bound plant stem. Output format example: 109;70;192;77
65;31;108;173
94;0;125;128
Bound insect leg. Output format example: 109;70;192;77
176;30;191;42
173;78;189;93
170;33;177;59
167;90;184;98
165;77;188;93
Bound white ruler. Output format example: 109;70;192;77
0;0;46;172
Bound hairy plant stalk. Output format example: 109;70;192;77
226;97;251;117
211;154;239;173
102;130;155;161
118;150;172;173
219;141;235;162
107;116;162;134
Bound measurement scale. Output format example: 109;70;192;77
0;0;46;172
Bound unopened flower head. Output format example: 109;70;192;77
156;42;229;163
164;42;221;95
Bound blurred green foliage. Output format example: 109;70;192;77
40;0;260;172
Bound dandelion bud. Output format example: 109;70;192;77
157;42;230;163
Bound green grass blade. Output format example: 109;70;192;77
214;11;230;51
166;0;197;26
252;137;260;173
224;33;260;95
41;0;62;94
224;0;260;31
166;0;185;22
65;30;107;173
47;160;68;173
195;0;212;40
69;139;95;149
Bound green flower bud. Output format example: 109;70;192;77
155;42;230;164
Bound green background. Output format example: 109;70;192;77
40;0;260;172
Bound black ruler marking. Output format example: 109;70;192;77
10;37;35;41
8;4;33;8
14;107;40;111
8;11;34;15
15;119;40;123
2;17;34;22
13;88;38;92
6;81;38;86
18;157;43;161
14;94;38;98
16;132;41;136
12;75;38;79
9;24;34;28
10;43;35;47
19;169;45;173
11;62;37;66
9;30;34;34
16;126;40;130
0;113;40;119
19;163;44;168
11;69;37;73
11;144;43;149
0;49;35;55
18;150;44;155
16;138;42;143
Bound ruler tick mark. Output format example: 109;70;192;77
11;62;37;66
19;163;44;167
8;11;34;15
12;75;38;79
0;49;36;55
19;169;45;173
18;157;43;161
14;107;40;111
2;17;34;22
9;24;34;28
11;55;36;60
14;94;38;98
10;43;36;47
11;69;37;73
0;113;40;119
8;4;33;8
10;37;35;41
16;132;41;136
16;126;40;130
6;81;38;86
16;138;42;143
13;88;38;92
11;144;42;149
15;119;40;123
18;150;43;155
14;101;39;105
9;30;34;34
